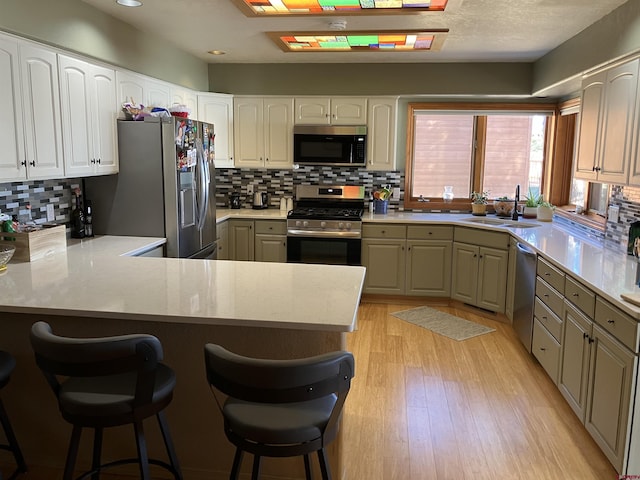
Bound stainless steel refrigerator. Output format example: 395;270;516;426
86;117;217;259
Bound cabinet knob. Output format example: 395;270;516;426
91;159;96;164
572;293;579;297
607;319;615;324
20;160;26;166
544;272;550;276
542;316;547;320
29;161;36;167
595;166;601;172
428;232;433;235
539;347;547;352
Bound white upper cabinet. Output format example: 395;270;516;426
171;86;198;119
575;58;639;185
19;43;65;180
234;96;293;169
0;36;26;182
116;70;172;113
198;93;234;168
294;97;367;125
59;55;118;177
367;97;397;171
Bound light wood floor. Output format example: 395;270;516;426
4;301;618;480
342;300;618;480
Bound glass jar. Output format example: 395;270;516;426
443;186;454;202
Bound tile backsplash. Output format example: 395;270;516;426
605;185;640;253
0;179;82;225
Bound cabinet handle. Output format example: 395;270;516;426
20;160;26;166
607;319;615;324
479;255;483;259
592;166;597;172
91;159;96;164
381;230;386;234
595;166;601;172
544;272;550;276
588;337;594;344
572;293;579;297
266;158;269;162
542;316;547;320
539;347;547;352
29;161;36;167
97;158;101;164
473;254;477;258
428;231;433;235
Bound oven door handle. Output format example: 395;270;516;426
287;229;362;239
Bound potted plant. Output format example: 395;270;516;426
537;199;555;221
471;191;489;216
523;188;541;219
493;196;514;217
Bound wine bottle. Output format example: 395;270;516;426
71;193;85;238
84;200;94;237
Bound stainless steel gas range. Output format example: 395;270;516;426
286;185;365;265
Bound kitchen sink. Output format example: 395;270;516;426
461;217;541;228
462;217;505;225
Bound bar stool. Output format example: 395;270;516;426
30;321;182;480
204;344;355;480
0;351;26;480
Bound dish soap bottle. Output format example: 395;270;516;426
84;200;94;237
71;190;85;238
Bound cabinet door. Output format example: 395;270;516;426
234;97;263;168
19;44;64;179
229;220;254;261
263;98;293;169
331;97;367;125
116;70;145;112
477;246;508;313
170;86;197;118
59;56;93;177
91;65;118;175
145;78;171;109
598;59;639;184
406;240;451;297
255;235;287;262
575;73;605;181
451;242;478;305
0;36;26;181
361;238;405;295
216;221;229;260
559;301;592;421
198;93;234;167
294;97;330;124
367;98;397;171
585;324;635;472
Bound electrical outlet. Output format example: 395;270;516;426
247;184;254;195
393;187;401;199
46;204;55;222
608;204;620;223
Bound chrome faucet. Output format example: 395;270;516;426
512;185;520;221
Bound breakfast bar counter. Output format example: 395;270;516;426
0;236;365;480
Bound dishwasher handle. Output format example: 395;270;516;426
516;242;536;256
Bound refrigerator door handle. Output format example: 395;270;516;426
195;138;208;231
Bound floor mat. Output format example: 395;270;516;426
391;306;496;341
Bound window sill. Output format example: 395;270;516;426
555;206;606;233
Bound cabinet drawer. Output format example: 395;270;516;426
532;318;561;384
595;297;639;352
362;224;406;239
537;257;565;294
407;225;453;241
565;276;595;318
534;296;563;342
255;220;287;235
536;277;564;318
454;227;508;250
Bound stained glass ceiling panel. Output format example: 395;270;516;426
235;0;447;15
268;30;448;52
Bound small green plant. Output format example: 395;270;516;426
471;191;489;205
538;199;555;210
524;188;542;207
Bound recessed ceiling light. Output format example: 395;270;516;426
116;0;143;7
207;50;226;56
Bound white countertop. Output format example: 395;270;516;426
0;234;365;332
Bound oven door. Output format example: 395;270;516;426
287;235;361;266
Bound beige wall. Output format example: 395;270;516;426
0;0;209;90
533;0;640;96
206;62;534;96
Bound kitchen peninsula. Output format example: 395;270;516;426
0;236;365;480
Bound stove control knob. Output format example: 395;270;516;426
296;220;302;227
303;221;309;227
345;222;352;230
320;221;327;228
338;222;345;229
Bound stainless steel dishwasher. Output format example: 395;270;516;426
513;242;537;352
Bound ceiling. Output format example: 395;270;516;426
81;0;629;64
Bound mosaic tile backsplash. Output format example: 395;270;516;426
6;170;640;257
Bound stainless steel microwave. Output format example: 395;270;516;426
293;125;367;167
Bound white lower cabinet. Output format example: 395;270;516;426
451;228;509;313
254;220;287;263
229;219;254;261
361;224;452;297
